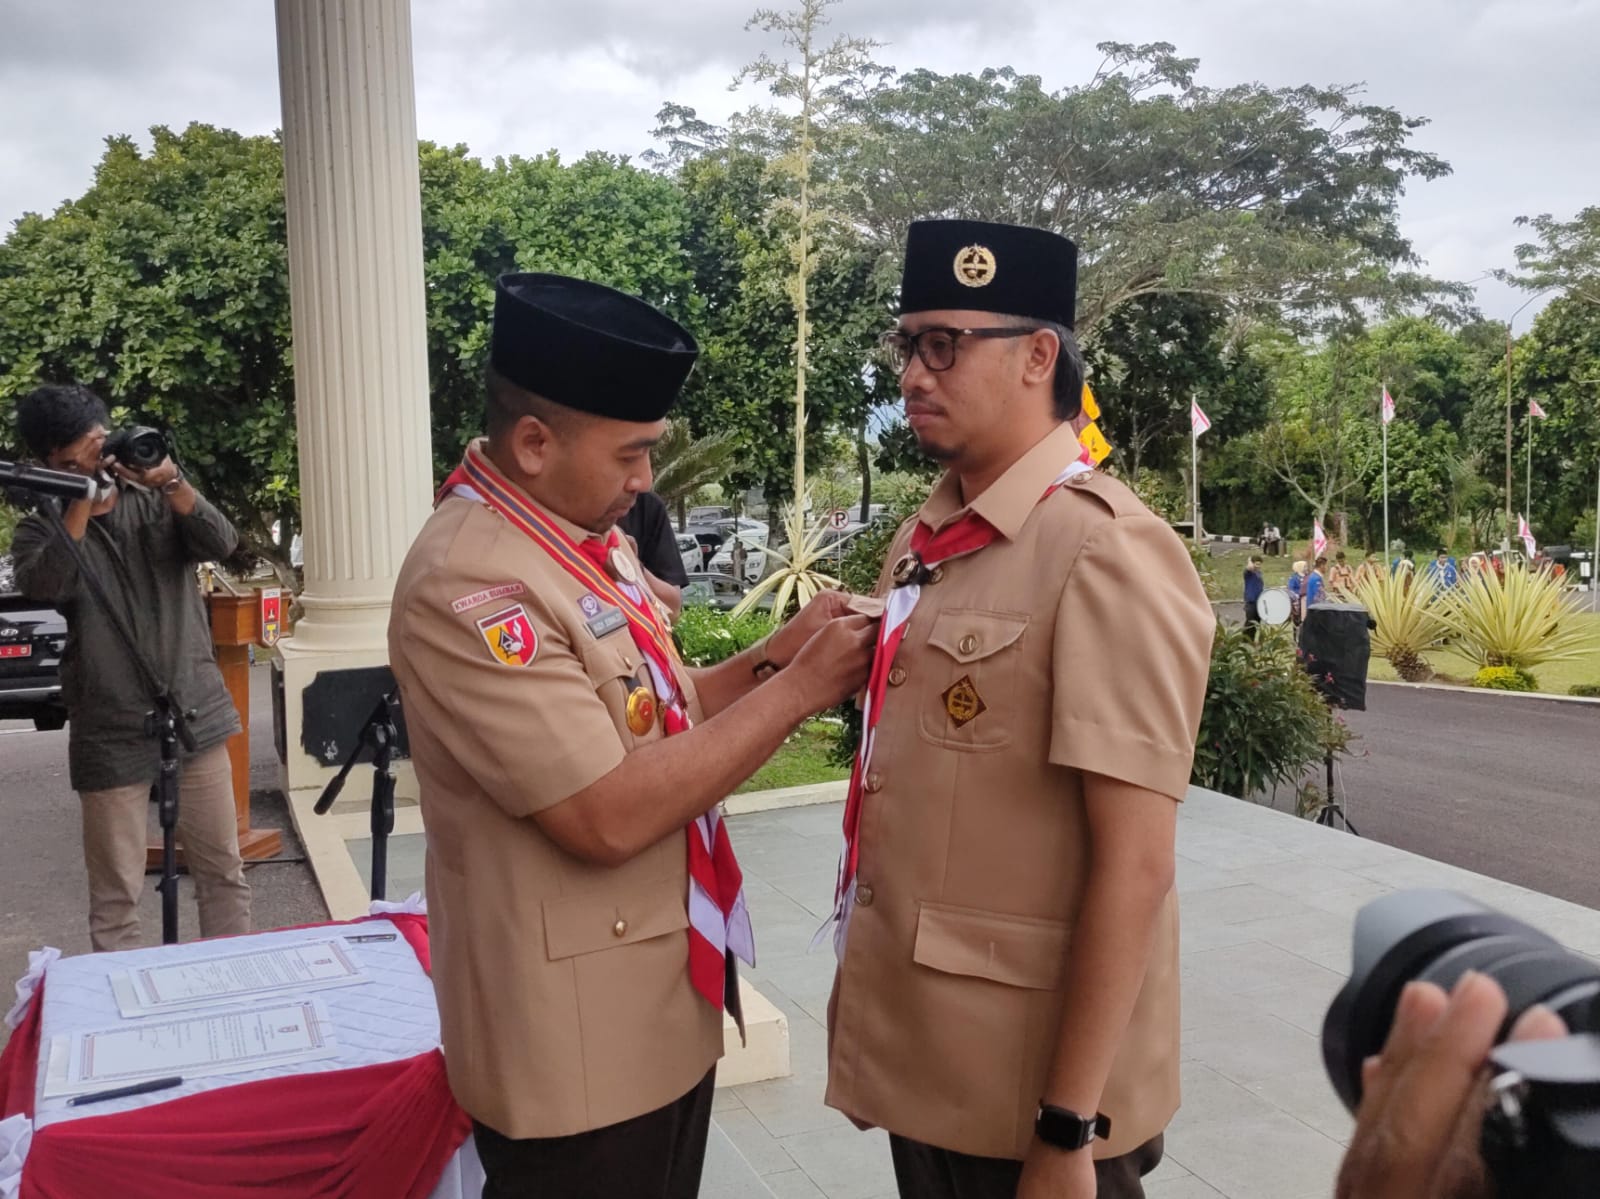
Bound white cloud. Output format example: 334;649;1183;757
2;0;1595;325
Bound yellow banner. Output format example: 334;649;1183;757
1078;421;1112;464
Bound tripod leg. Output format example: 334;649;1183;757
371;760;396;904
156;769;181;946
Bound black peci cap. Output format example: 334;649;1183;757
490;273;698;422
898;219;1078;329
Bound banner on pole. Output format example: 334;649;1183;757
1518;514;1537;558
1529;398;1548;419
1381;387;1396;425
1190;400;1211;437
1313;519;1328;559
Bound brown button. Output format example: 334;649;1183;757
887;667;907;687
958;634;979;655
612;919;628;938
1068;472;1094;485
864;772;883;794
855;884;875;907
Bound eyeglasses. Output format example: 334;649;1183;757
878;325;1039;374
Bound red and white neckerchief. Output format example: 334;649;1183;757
819;451;1094;957
439;445;754;1008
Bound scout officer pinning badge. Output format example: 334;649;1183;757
626;666;657;736
942;674;987;728
476;604;538;667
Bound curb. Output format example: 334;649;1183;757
1367;678;1600;706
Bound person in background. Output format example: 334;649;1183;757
1287;559;1307;628
1328;550;1356;597
1425;547;1458;590
1392;548;1415;577
1354;551;1383;590
1242;555;1264;635
1306;556;1327;612
617;489;688;618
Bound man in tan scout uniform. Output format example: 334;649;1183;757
825;221;1215;1199
389;273;876;1198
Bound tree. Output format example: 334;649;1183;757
833;46;1465;334
1502;207;1600;306
0;124;299;579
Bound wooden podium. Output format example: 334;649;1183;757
145;589;284;868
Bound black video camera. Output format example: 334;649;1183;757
104;425;170;472
1323;890;1600;1196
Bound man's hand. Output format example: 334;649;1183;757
1017;1141;1096;1199
1336;972;1567;1199
109;454;181;492
782;613;878;712
766;589;855;667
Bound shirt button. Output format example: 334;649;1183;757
855;884;875;907
613;919;628;938
864;772;883;794
958;634;978;655
887;667;907;687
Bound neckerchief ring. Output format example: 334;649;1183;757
891;552;944;588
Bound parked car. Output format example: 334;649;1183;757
687;506;734;526
680;572;773;612
0;555;68;730
675;532;703;577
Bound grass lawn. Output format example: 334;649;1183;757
1366;611;1600;694
734;718;849;794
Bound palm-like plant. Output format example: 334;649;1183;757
1350;569;1449;682
730;490;839;619
649;421;741;508
1437;564;1598;672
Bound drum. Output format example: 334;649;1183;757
1257;587;1293;626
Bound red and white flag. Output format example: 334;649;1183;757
1313;519;1328;559
1191;400;1212;437
1529;398;1549;419
1518;514;1537;558
1381;387;1396;425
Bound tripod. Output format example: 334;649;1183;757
27;491;198;944
1315;739;1359;836
313;690;400;902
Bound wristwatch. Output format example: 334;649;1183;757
1034;1103;1111;1151
751;636;782;681
160;471;186;496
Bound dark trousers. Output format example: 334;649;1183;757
472;1069;716;1199
889;1133;1165;1199
1243;600;1260;638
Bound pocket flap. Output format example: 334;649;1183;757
926;610;1029;665
543;876;689;961
912;901;1068;991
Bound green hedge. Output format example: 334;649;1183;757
1570;682;1600;698
673;605;774;667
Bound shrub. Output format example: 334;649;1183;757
1351;569;1449;682
672;605;773;667
1438;564;1599;673
1192;623;1353;802
1474;665;1537;692
1571;683;1600;698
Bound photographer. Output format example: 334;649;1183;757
9;383;250;950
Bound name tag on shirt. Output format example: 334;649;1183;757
585;607;628;639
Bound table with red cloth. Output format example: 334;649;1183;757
0;914;477;1199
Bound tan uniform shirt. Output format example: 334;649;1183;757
825;421;1215;1160
389;480;722;1140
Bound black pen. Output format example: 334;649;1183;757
67;1075;184;1107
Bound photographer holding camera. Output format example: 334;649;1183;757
9;383;250;950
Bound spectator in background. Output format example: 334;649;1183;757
1242;555;1264;635
1306;556;1328;612
1354;551;1383;590
1329;550;1356;597
1287;559;1307;629
1262;523;1283;556
617;490;689;618
1425;547;1459;590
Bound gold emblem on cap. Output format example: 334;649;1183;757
954;245;996;288
942;674;987;727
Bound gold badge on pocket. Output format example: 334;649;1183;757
626;686;656;736
942;675;987;728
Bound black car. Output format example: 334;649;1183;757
0;554;68;730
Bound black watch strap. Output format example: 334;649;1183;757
1034;1104;1111;1151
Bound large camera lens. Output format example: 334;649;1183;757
105;426;169;472
1322;890;1600;1112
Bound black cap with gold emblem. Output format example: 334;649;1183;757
898;219;1078;330
491;272;699;422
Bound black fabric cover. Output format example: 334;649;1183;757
1299;603;1372;711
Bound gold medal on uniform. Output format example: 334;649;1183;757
607;545;640;586
625;665;657;735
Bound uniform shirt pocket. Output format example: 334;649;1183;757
577;636;657;748
918;608;1029;751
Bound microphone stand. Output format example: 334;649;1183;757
24;490;198;944
312;690;400;902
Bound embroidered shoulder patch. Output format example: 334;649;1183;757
476;604;538;667
451;581;527;614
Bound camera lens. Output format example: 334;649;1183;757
1322;890;1600;1112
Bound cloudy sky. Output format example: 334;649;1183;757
4;0;1596;324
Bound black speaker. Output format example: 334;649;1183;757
1299;603;1373;711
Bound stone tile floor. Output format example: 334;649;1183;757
348;787;1600;1197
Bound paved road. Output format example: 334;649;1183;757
1268;683;1600;908
0;663;327;994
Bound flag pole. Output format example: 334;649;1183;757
1526;412;1533;520
1191;404;1201;547
1381;381;1390;559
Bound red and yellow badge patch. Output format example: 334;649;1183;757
476;604;538;668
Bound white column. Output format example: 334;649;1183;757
274;0;432;796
